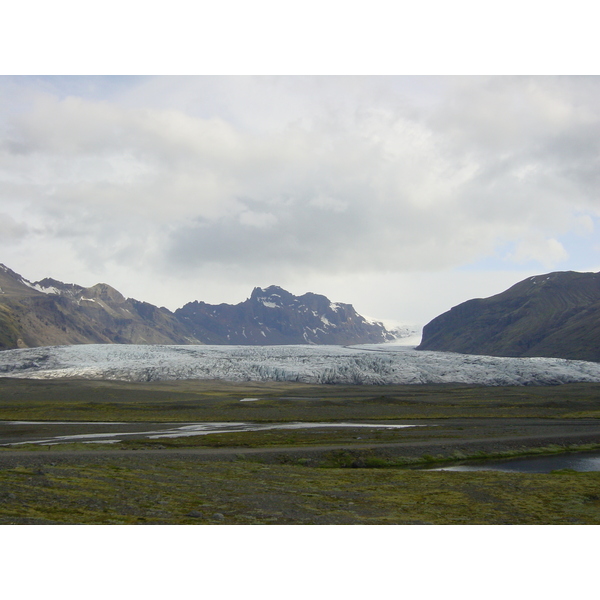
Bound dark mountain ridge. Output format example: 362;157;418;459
417;270;600;362
176;285;395;345
0;264;397;349
0;264;198;349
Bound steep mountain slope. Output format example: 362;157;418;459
0;265;398;349
175;285;395;345
0;264;201;349
417;271;600;362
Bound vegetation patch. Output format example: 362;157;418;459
319;442;600;470
2;378;600;524
3;378;600;422
1;459;600;524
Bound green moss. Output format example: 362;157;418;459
1;378;600;524
3;379;600;422
1;459;599;524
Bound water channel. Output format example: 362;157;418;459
433;452;600;473
0;420;422;446
2;421;600;472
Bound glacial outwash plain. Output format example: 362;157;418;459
2;266;600;524
2;343;600;525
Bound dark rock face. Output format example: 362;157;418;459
0;264;201;349
0;266;395;349
417;271;600;362
175;285;395;345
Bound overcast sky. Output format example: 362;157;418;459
1;75;599;327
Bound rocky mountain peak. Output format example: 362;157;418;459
0;264;47;297
32;278;85;299
0;264;402;349
82;283;126;304
250;286;294;305
177;284;397;345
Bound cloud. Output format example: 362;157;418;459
1;76;600;321
309;194;348;213
238;210;278;229
0;213;29;240
508;237;569;268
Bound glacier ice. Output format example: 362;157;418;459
2;343;600;385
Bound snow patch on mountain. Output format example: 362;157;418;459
31;283;60;295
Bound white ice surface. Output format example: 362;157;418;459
1;343;600;386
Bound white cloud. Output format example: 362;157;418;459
238;210;278;229
309;194;348;213
508;237;569;268
2;76;600;323
0;213;28;239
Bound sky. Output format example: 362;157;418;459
1;75;600;328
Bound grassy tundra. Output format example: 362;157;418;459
1;377;600;524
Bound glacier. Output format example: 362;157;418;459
2;343;600;385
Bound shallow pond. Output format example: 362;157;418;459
434;452;600;473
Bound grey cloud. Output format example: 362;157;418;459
0;213;29;240
2;76;600;313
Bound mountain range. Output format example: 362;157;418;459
417;270;600;362
0;264;402;350
6;261;598;362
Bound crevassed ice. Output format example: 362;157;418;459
1;344;600;386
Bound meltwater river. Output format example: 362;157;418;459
2;421;600;473
0;420;422;446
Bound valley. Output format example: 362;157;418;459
3;266;600;524
1;377;600;524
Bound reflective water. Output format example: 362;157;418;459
0;420;423;446
435;452;600;473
